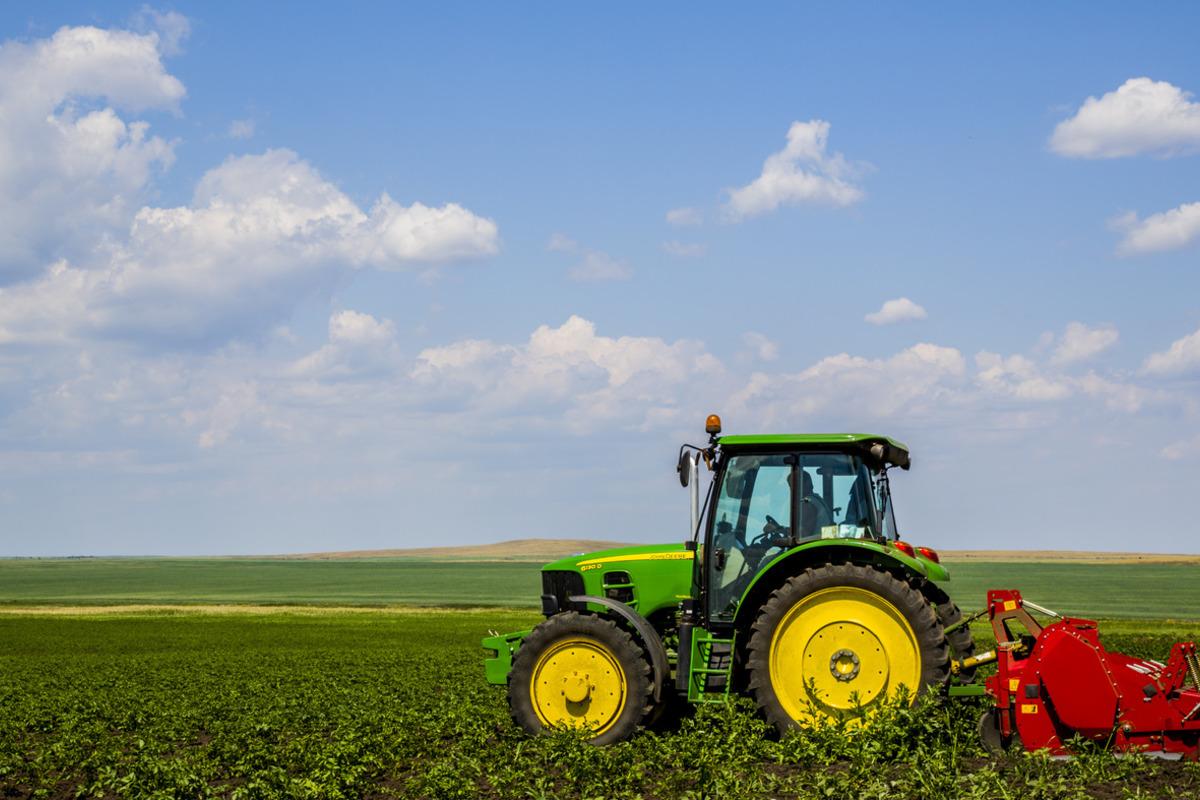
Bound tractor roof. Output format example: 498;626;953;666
718;433;910;468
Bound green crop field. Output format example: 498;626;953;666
2;557;1200;620
2;608;1199;800
4;556;1200;798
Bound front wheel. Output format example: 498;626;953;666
508;612;652;745
746;563;949;731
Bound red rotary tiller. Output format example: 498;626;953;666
966;590;1200;759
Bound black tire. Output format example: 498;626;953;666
746;563;950;733
922;583;978;684
508;612;652;745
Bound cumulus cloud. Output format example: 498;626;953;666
724;120;865;221
731;343;966;423
0;24;185;278
865;297;927;326
1050;322;1119;365
975;352;1072;401
1112;202;1200;255
1050;78;1200;158
289;310;400;379
0;150;499;346
1143;325;1200;376
666;207;702;227
413;315;720;430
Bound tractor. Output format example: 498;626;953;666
483;415;976;743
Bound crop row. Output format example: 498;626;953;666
1;612;1198;799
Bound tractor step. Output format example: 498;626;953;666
687;629;735;703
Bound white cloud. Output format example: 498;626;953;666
1143;325;1200;376
1050;322;1119;365
975;352;1072;401
289;310;400;379
742;332;778;362
1112;202;1200;255
865;297;927;325
413;315;721;430
731;343;966;423
227;118;255;139
0;24;185;278
1050;78;1200;158
724;120;865;221
666;207;702;227
0;149;500;345
661;240;706;258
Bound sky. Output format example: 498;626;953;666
1;3;1199;556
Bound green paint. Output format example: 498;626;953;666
544;543;695;619
718;432;909;453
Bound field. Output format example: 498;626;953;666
3;557;1200;619
3;555;1200;799
4;607;1200;800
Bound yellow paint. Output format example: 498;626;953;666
529;636;626;735
768;586;921;724
575;551;695;567
1003;600;1017;612
1021;703;1039;714
1009;678;1020;693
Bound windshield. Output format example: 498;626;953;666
707;451;881;620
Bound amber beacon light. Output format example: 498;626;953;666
705;414;722;435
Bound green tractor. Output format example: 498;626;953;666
483;415;975;743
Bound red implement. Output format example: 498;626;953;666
980;589;1200;759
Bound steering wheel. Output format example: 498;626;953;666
751;514;790;548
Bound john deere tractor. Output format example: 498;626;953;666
483;415;975;743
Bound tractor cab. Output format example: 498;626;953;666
679;417;919;628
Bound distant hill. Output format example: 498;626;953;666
276;538;638;562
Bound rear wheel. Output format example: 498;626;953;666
508;612;652;745
747;563;950;731
922;583;978;683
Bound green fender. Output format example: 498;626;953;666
732;539;949;630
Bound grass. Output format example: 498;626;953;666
2;608;1199;800
3;557;1200;620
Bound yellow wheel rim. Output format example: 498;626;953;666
769;586;921;723
530;636;627;734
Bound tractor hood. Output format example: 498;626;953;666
542;542;695;619
543;542;695;572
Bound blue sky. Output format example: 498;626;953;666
1;4;1198;556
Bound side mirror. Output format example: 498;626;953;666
677;450;692;487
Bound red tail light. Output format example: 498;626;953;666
893;540;915;558
917;546;940;564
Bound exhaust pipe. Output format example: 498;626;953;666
688;452;700;538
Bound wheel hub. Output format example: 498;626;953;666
562;672;592;703
829;648;861;682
